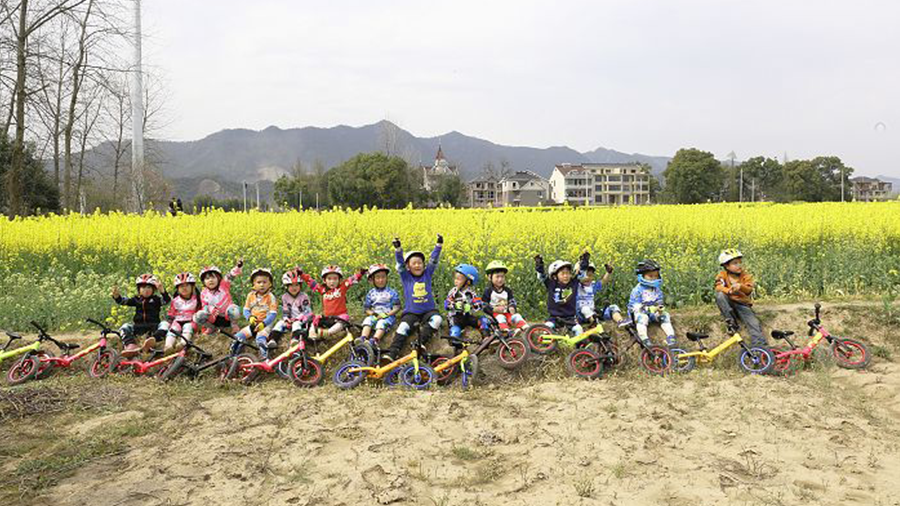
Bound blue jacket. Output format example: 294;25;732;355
395;244;442;314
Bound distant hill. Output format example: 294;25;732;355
82;121;673;202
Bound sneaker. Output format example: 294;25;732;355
202;327;216;336
141;338;157;354
381;353;394;364
266;340;278;352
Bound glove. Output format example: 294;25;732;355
392;237;401;249
604;263;614;274
249;316;258;327
436;234;444;244
463;303;472;313
534;255;544;272
454;300;465;311
377;313;388;320
580;251;591;264
358;268;368;277
254;322;266;333
236;258;244;269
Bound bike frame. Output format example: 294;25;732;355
349;348;422;380
432;349;471;375
534;323;606;348
42;338;106;368
117;348;185;375
0;340;40;365
676;332;745;364
310;331;355;363
242;339;307;374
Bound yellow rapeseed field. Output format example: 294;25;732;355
1;202;898;330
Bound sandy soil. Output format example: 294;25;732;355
1;301;898;506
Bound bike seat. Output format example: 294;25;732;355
771;330;794;340
686;332;710;341
5;332;22;340
60;342;80;350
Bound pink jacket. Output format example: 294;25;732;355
200;266;241;314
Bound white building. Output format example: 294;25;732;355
423;145;460;191
550;163;650;205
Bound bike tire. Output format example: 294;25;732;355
401;363;436;390
159;355;185;382
352;340;377;367
738;347;774;375
566;348;604;380
431;355;458;386
832;339;870;370
524;324;558;355
640;346;671;376
34;350;57;380
6;354;40;385
668;347;695;373
497;337;530;369
333;360;367;389
88;349;117;379
289;356;324;388
275;352;299;379
383;365;405;388
770;345;801;376
226;353;257;383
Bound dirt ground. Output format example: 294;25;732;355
1;301;899;506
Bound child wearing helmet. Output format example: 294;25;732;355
194;258;243;335
233;268;279;358
270;269;313;351
534;252;589;335
482;261;527;335
715;249;765;347
575;255;624;327
444;264;490;353
159;272;202;353
628;259;677;347
300;264;365;339
361;264;401;343
111;274;171;357
386;234;444;362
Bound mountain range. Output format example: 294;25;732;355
138;120;671;186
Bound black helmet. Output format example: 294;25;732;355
635;259;661;274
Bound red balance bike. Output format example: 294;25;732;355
771;303;870;375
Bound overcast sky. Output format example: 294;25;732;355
143;0;899;176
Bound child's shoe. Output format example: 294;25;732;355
121;343;140;357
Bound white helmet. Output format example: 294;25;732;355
548;260;573;277
718;248;743;266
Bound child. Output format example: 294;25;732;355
534;253;589;335
111;274;171;357
482;261;527;335
300;265;365;339
233;268;279;358
159;272;201;353
193;259;243;335
386;234;444;362
270;270;313;351
715;249;766;347
575;260;624;326
628;259;677;347
360;264;401;344
444;264;489;353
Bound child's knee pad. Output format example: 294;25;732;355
427;314;442;330
603;305;621;320
579;306;595;320
571;324;584;336
450;325;462;338
396;322;411;337
362;316;377;328
375;319;391;331
478;317;490;330
636;313;650;326
226;305;241;321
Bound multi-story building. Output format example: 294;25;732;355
466;176;501;208
850;176;893;202
498;171;550;207
549;163;650;205
422;145;460;191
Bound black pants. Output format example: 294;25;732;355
388;310;442;357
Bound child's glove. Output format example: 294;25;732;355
580;251;591;264
236;258;244;269
377;313;388;320
604;263;614;274
534;255;544;273
453;300;466;311
254;322;266;333
436;234;444;244
392;237;401;249
249;316;258;327
358;268;368;278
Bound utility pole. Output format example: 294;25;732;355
255;182;260;209
751;179;756;202
242;182;247;212
131;0;145;213
841;165;845;202
727;151;739;202
299;189;303;210
316;193;319;210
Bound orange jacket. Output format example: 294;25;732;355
715;270;755;305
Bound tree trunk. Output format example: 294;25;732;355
8;0;29;217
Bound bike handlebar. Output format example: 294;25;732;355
219;330;260;351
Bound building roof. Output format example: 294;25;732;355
554;162;643;175
850;176;882;183
501;170;546;183
467;175;498;184
436;144;445;161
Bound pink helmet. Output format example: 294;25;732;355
199;265;222;280
321;265;343;279
367;263;390;279
173;272;196;288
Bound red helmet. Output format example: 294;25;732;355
321;265;343;279
135;273;158;288
282;271;301;286
199;266;222;280
173;272;196;288
367;263;390;279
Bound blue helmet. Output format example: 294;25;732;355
454;264;479;285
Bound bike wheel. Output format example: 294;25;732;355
770;345;800;376
524;324;557;355
668;347;695;373
383;365;405;388
34;350;57;380
290;356;324;388
89;349;117;378
401;363;436;390
497;337;530;369
738;347;774;375
226;354;257;383
352;340;377;367
333;360;367;389
6;354;40;385
159;356;185;382
640;346;671;376
276;352;300;379
431;355;458;386
215;358;233;382
566;348;604;380
832;339;870;370
460;355;479;389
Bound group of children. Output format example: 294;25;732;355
111;234;766;361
